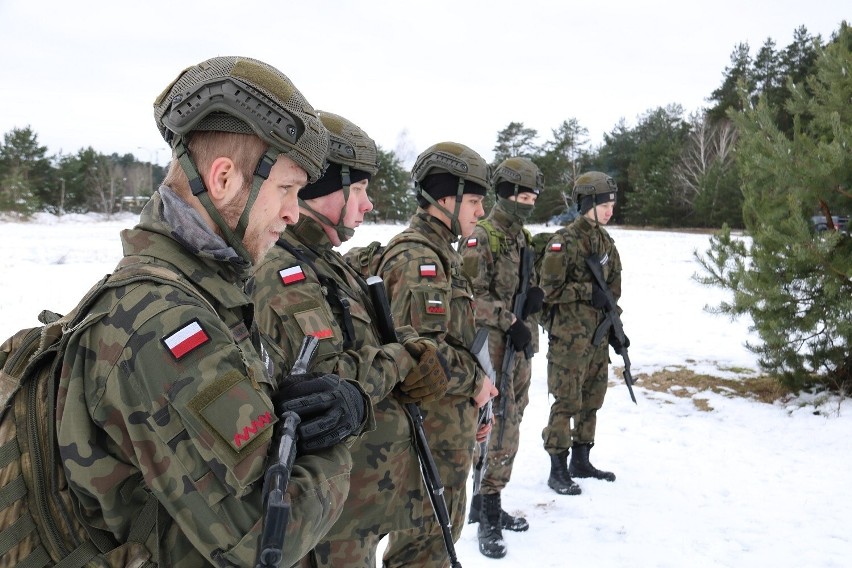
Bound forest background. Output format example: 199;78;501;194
1;22;850;392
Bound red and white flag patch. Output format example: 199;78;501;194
550;242;563;252
466;237;478;248
163;319;210;360
279;265;306;285
420;264;437;278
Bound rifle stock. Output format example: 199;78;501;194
584;254;637;404
255;335;318;568
365;276;462;568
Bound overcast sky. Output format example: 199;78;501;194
0;0;846;167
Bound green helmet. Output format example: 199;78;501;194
573;171;617;214
319;111;378;175
492;157;544;196
154;55;328;183
411;141;491;190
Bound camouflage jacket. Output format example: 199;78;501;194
458;205;540;354
55;190;353;567
251;215;426;537
537;215;622;341
377;211;485;452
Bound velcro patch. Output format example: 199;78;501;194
294;307;335;341
279;265;306;285
550;243;563;252
162;319;210;360
420;264;437;278
466;237;478;248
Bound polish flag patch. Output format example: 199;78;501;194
550;242;563;252
279;265;306;285
426;300;446;314
163;319;210;360
420;264;437;278
312;328;334;339
466;237;478;248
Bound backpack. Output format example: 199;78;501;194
0;262;205;567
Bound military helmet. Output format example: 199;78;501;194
318;111;378;175
573;171;617;214
411;141;490;191
153;56;328;182
492;157;544;195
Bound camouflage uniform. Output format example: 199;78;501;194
252;215;425;567
56;190;354;567
538;214;622;451
459;206;539;494
378;211;486;567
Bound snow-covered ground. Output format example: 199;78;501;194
1;212;849;567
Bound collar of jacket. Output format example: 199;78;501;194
489;203;525;235
290;214;333;253
410;209;458;246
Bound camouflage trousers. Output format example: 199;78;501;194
382;448;474;567
481;346;532;495
299;534;384;567
542;333;609;452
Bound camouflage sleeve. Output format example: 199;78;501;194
380;248;485;399
252;253;413;410
606;236;623;305
459;228;513;332
60;294;350;566
538;230;592;305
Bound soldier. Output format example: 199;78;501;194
55;56;369;567
252;111;450;567
459;157;545;558
538;171;624;497
376;141;498;567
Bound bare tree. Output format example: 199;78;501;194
674;113;738;209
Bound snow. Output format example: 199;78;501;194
1;213;849;567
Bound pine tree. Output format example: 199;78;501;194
696;22;852;390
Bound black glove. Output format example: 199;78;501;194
522;286;545;319
609;331;630;355
591;282;608;309
398;341;450;404
273;372;366;454
507;320;532;352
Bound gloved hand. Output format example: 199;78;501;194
609;331;630;355
399;339;450;404
507;319;532;352
591;282;608;309
522;286;545;319
273;372;366;454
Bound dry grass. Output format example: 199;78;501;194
612;365;794;412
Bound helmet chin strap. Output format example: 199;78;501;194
419;177;465;236
175;139;276;264
298;164;355;242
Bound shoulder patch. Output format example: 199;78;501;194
420;263;437;278
279;265;307;285
162;319;210;360
465;237;478;248
426;299;446;314
550;242;563;252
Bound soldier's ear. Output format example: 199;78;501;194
206;157;240;203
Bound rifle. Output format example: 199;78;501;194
365;275;462;568
469;328;496;497
584;253;637;405
255;335;319;568
496;246;535;449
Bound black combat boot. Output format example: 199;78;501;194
478;493;507;559
568;442;616;482
547;449;582;495
468;493;530;531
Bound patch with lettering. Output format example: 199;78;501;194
420;264;437;278
465;237;478;248
279;265;306;285
294;307;335;340
162;319;210;360
426;299;446;314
